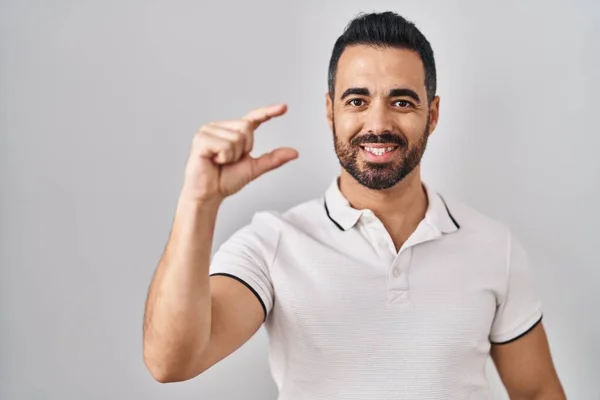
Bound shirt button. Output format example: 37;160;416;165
393;267;401;277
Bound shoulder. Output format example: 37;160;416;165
228;196;326;248
246;196;327;233
440;192;512;248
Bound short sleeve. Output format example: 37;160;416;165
489;230;543;344
209;212;280;321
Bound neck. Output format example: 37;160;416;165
338;166;428;248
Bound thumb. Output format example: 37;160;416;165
250;147;298;180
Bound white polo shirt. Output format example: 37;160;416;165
209;177;543;400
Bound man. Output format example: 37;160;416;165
143;11;566;399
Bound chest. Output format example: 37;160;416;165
268;232;504;355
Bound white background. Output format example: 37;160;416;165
1;0;598;399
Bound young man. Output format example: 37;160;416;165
143;12;566;399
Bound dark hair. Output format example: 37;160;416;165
327;11;437;104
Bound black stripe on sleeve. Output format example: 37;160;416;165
209;273;268;321
490;314;543;345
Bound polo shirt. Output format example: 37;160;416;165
209;177;543;400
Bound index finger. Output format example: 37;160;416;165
242;104;287;128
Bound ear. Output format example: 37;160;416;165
427;96;440;136
325;92;333;131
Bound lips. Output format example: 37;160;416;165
352;132;405;147
359;144;399;162
361;145;398;156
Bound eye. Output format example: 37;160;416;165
394;100;413;108
348;99;365;107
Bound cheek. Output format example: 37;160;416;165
399;115;428;140
334;114;362;141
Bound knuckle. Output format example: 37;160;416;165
195;123;213;137
217;148;231;161
192;131;205;146
223;140;236;154
240;120;254;133
234;131;246;144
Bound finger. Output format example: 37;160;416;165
250;147;298;180
194;132;236;164
209;119;253;134
242;104;287;129
208;121;254;153
201;124;247;162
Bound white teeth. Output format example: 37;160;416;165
364;146;396;156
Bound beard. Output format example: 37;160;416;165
333;118;430;190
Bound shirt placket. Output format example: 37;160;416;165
360;212;442;305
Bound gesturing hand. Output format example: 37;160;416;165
182;104;298;203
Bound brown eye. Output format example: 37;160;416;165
349;99;364;107
394;100;412;108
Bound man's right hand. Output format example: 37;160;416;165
182;103;298;203
144;104;296;383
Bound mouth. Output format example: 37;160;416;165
359;144;400;162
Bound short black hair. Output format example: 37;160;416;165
327;11;437;104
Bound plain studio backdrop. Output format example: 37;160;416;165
1;0;598;399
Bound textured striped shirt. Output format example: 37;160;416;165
209;177;543;399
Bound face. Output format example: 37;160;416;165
326;45;440;190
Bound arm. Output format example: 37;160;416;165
142;104;297;383
142;197;266;383
489;229;567;399
491;321;566;400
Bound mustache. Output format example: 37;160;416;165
351;132;407;147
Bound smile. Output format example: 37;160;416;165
357;144;400;163
360;146;398;156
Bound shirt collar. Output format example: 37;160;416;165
323;177;460;233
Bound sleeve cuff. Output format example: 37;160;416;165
490;310;543;345
209;273;268;321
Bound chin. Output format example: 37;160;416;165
353;169;405;190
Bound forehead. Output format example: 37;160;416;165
335;45;425;93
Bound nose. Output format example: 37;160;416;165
363;100;394;134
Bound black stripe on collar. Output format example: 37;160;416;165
325;194;460;232
438;194;460;230
324;198;345;231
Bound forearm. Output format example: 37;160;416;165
143;193;221;382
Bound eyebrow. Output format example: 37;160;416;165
340;87;370;100
389;88;421;104
339;87;421;104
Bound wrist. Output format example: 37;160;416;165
177;191;223;214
